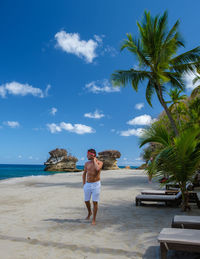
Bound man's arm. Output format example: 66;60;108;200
93;158;103;172
82;163;87;185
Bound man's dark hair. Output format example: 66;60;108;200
88;149;96;156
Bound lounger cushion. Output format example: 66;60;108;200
158;228;200;246
141;190;166;195
174;215;200;225
136;194;178;201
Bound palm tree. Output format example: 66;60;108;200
111;11;200;136
140;124;200;211
167;88;187;107
166;88;187;126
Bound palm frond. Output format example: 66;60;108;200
139;124;171;148
171;61;200;74
164;72;185;90
121;34;154;70
170;47;200;65
191;85;200;98
111;69;151;91
193;75;200;85
145;80;155;106
164;20;183;46
153;128;200;182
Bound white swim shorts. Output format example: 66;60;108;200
83;181;101;202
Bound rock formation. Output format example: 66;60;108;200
44;148;81;172
98;150;121;170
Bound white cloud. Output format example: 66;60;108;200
183;72;200;90
120;128;144;137
45;84;51;96
60;122;74;131
94;35;103;43
50;107;58;116
135;103;144;110
0;81;50;98
84;110;105;119
55;30;99;63
47;122;95;135
0;86;7;98
4;121;20;128
85;79;120;94
102;45;117;57
46;123;62;134
28;156;33;160
127;114;156;126
135;157;143;161
110;129;115;132
18;155;22;159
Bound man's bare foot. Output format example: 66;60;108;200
85;212;92;220
91;220;96;225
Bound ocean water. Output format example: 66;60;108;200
0;164;137;181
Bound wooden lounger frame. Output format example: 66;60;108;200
160;241;200;259
158;228;200;259
135;193;182;207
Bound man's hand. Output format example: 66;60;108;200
93;157;103;171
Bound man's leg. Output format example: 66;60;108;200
91;181;101;225
84;183;92;220
85;201;92;220
92;201;98;225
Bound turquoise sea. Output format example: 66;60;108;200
0;164;138;181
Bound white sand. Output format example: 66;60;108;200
0;169;200;259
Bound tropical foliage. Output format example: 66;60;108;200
112;11;200;136
140;124;200;211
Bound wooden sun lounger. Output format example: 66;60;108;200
135;191;182;206
165;183;180;190
158;228;200;259
172;215;200;229
140;183;193;197
165;182;193;190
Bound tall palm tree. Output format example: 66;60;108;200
140;124;200;211
111;11;200;136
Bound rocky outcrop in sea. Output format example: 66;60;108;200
98;150;121;170
44;148;81;172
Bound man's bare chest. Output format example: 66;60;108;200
86;163;96;173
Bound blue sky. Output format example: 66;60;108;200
0;0;199;165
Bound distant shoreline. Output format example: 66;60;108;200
0;164;138;181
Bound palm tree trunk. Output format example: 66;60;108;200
180;184;191;211
175;105;181;127
157;85;179;136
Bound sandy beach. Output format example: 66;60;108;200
0;169;200;259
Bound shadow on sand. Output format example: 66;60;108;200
0;234;142;258
22;175;150;190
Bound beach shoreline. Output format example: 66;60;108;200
0;169;200;259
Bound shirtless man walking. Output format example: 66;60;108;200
83;149;103;225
